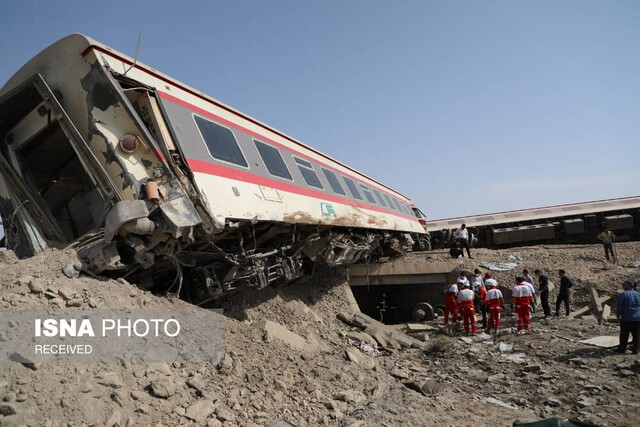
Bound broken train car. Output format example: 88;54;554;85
0;34;429;304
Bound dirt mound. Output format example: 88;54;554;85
1;243;639;426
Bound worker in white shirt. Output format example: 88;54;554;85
513;276;535;334
456;273;470;289
457;283;478;334
485;279;504;334
453;224;473;258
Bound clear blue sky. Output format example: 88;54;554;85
1;0;638;220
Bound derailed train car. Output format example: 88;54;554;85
0;34;429;304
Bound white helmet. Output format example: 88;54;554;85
485;279;498;288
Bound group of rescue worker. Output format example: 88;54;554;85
443;268;556;335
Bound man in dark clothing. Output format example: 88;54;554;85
555;269;573;316
616;280;640;354
535;269;551;317
449;239;463;258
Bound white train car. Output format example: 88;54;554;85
0;34;428;303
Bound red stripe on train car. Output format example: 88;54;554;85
157;90;407;203
186;158;418;222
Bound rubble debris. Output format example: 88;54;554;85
480;262;518;271
97;372;124;389
506;253;524;263
579;334;631;348
0;403;17;415
344;347;375;369
405;323;436;333
61;263;80;278
569;296;612;319
255;320;310;351
403;380;447;396
2;243;640;425
483;397;517;410
336;311;423;349
26;278;44;294
149;378;176;398
184;400;216;423
498;342;513;352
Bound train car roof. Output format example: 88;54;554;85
427;195;640;231
0;34;411;201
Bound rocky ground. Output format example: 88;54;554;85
0;242;639;426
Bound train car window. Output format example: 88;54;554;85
383;193;394;209
372;189;387;207
254;140;292;180
403;203;412;215
294;157;323;189
321;168;346;195
413;207;427;219
359;184;376;204
194;116;248;167
390;197;401;212
342;177;363;200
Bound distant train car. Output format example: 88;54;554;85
428;196;640;249
0;34;429;303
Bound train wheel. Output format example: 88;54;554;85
435;304;445;319
412;302;434;322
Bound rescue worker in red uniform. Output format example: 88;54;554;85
457;283;478;334
444;282;459;324
485;279;503;335
513;276;535;334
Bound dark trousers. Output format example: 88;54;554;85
460;238;472;257
540;291;551;316
475;302;487;329
604;244;616;261
556;292;570;316
619;321;640;353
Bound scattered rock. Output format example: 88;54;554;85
61;263;80;278
334;389;367;404
150;378;176;398
97;372;124;389
27;278;44;294
255;320;310;351
545;398;562;407
403;380;447;396
216;405;236;422
186;375;207;393
130;390;147;401
57;286;75;300
344;347;375;369
184;400;216;422
346;331;377;346
0;403;17;415
66;297;84;307
390;368;410;379
577;397;597;408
